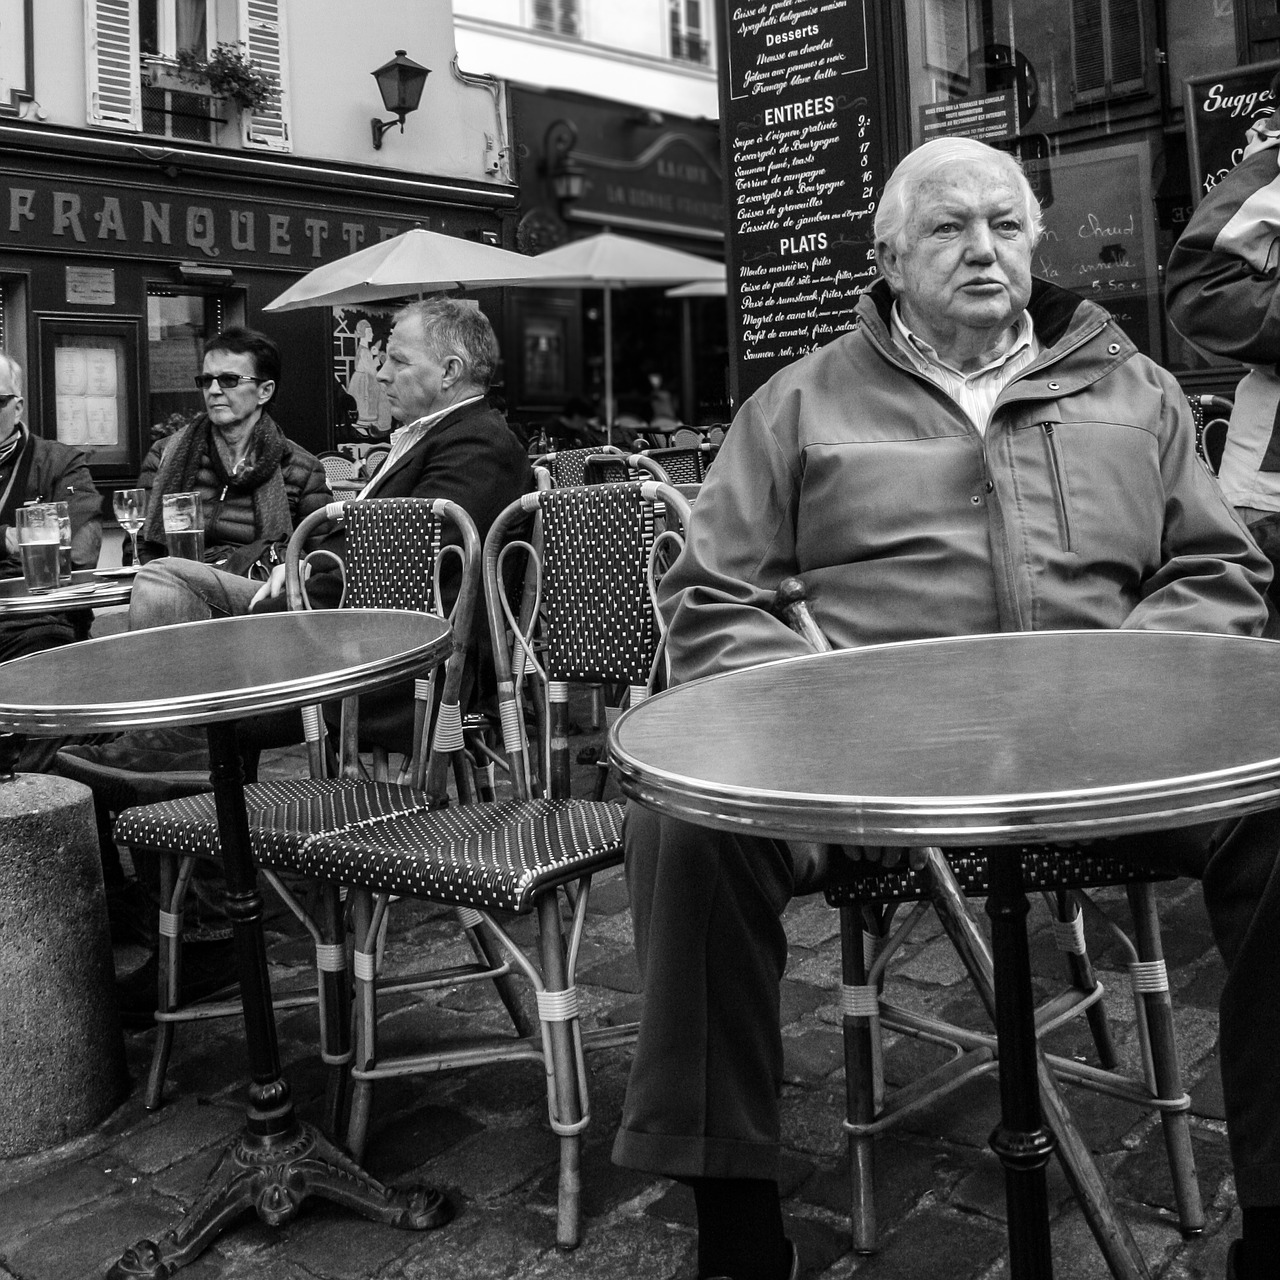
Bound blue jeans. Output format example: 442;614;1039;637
127;558;263;631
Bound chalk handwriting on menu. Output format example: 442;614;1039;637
720;0;883;403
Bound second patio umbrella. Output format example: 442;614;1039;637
528;229;724;439
263;226;563;311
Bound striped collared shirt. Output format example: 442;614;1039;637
890;306;1039;435
358;395;483;499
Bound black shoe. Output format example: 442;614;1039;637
115;940;239;1030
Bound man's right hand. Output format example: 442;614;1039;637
249;563;289;610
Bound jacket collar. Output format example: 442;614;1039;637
859;276;1120;362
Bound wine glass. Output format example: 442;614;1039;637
112;488;148;567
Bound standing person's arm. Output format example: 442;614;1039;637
1166;150;1280;364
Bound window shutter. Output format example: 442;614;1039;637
239;0;292;152
85;0;141;131
1072;0;1107;97
1072;0;1147;103
1107;0;1146;91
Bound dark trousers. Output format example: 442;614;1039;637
612;803;1280;1207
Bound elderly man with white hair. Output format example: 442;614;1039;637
613;138;1279;1280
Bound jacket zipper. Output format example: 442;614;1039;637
1041;422;1074;552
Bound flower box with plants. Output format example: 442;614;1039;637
144;42;278;113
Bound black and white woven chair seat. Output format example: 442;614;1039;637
825;842;1173;905
267;797;626;915
113;778;435;864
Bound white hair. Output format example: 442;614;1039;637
0;352;22;395
874;138;1043;253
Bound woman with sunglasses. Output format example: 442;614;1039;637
131;325;330;575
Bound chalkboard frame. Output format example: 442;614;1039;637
1184;59;1280;208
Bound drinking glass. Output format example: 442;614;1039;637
15;504;61;594
113;488;148;567
51;500;72;584
162;492;205;561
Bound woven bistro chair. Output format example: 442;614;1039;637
640;442;718;486
111;497;528;1116
772;578;1203;1263
1185;393;1233;474
532;443;627;488
265;480;691;1248
318;450;362;488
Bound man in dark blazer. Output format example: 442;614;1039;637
256;297;532;749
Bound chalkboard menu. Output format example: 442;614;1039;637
716;0;888;406
1185;60;1280;207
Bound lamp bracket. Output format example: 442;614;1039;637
371;115;404;150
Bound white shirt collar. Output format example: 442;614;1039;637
891;305;1035;379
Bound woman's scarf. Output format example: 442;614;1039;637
142;413;294;550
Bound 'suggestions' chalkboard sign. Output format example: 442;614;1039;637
717;0;887;406
1185;60;1280;206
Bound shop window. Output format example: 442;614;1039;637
1071;0;1148;102
39;318;141;477
670;0;710;65
532;0;580;38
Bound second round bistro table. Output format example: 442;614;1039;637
609;629;1280;1280
0;566;134;614
0;608;453;1278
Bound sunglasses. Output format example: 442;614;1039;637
194;373;265;391
0;393;19;409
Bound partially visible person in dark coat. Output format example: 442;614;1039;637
0;351;102;768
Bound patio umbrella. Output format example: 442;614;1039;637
665;277;726;298
263;226;562;312
528;229;723;439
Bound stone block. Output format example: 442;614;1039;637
0;774;128;1156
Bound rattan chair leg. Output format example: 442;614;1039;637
840;904;879;1254
1054;890;1120;1070
1125;882;1204;1236
144;853;196;1110
317;884;352;1137
536;891;584;1249
345;889;380;1162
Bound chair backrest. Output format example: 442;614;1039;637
1185;393;1233;473
581;452;670;484
671;427;703;448
643;444;717;485
319;452;361;486
532;444;626;487
285;496;481;797
362;446;391;479
483;480;693;800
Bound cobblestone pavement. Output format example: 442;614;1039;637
0;702;1241;1280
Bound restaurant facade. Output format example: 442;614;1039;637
0;0;517;495
505;83;730;427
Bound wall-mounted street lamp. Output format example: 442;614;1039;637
543;118;586;214
370;50;430;151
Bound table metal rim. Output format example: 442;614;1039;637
0;608;450;734
609;628;1280;841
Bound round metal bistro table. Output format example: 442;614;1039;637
0;566;134;615
609;629;1280;1280
0;608;453;1279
